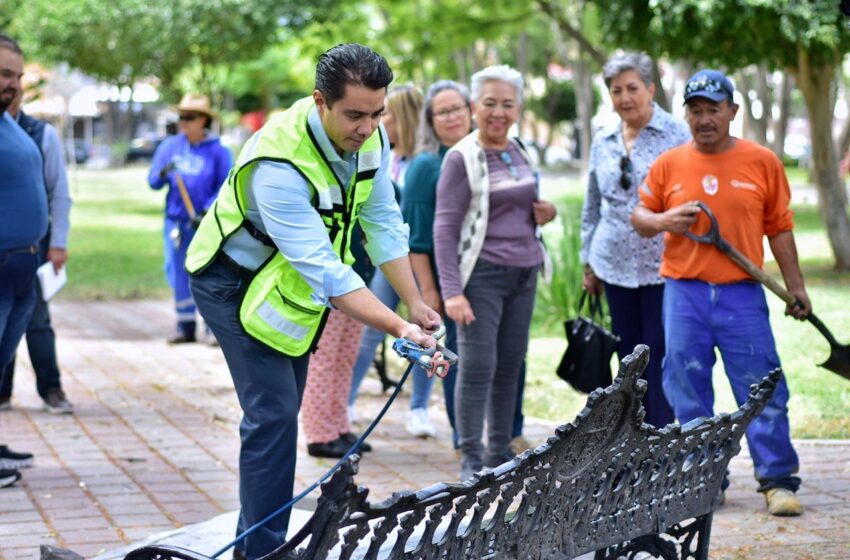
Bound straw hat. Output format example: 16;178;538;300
175;93;218;120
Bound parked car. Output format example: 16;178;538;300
66;139;91;164
126;134;166;163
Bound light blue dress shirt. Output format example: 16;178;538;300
580;103;690;288
223;105;410;307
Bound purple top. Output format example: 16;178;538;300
433;143;542;299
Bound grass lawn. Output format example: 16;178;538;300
64;166;850;438
63;166;169;300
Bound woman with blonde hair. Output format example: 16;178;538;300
348;86;442;438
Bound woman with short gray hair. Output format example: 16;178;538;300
580;51;690;427
434;65;556;481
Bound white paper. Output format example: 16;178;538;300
36;261;67;302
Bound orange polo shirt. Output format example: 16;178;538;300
640;139;794;284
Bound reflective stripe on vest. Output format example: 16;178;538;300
185;96;383;357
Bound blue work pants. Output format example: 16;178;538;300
662;278;800;492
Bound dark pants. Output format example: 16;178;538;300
456;259;538;469
603;282;674;428
0;249;39;391
190;257;309;559
1;238;61;399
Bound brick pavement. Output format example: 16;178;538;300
0;300;848;559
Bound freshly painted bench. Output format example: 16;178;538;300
125;345;780;560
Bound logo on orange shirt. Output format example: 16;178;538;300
701;175;719;196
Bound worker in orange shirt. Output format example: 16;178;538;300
631;69;810;517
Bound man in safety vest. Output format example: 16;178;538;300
186;43;445;559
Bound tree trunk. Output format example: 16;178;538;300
573;55;594;169
793;52;850;270
772;73;792;158
651;59;670;112
834;70;850;159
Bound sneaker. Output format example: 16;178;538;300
0;468;21;488
43;388;74;415
406;407;436;438
0;396;10;411
510;435;534;455
0;445;34;470
765;488;802;516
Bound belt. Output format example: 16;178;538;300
2;245;39;255
216;251;254;279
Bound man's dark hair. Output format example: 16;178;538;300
315;43;393;106
0;33;23;55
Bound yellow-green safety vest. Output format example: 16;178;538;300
185;96;383;357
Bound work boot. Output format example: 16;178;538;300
0;445;33;470
765;488;802;516
460;456;483;482
0;396;10;411
0;468;21;488
43;388;74;415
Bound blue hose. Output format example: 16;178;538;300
211;360;416;558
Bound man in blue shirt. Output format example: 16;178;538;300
0;88;74;415
0;34;47;488
188;44;445;559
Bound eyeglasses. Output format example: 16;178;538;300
684;78;731;99
433;105;468;122
179;113;200;122
619;156;633;190
501;151;520;181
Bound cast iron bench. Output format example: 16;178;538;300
125;345;780;560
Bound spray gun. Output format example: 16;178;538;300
391;325;459;377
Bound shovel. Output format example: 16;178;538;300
684;201;850;381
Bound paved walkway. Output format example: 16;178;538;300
0;300;848;559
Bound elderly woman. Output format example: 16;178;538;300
580;52;690;427
434;65;556;480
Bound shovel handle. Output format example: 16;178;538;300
174;172;197;220
724;246;840;346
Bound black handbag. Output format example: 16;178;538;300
556;291;620;393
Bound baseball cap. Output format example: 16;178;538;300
683;69;735;103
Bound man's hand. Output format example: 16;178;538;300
533;200;557;226
582;265;602;296
397;323;451;378
445;294;475;325
786;287;812;320
408;299;442;335
46;248;68;273
661;201;701;235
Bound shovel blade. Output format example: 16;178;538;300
820;344;850;381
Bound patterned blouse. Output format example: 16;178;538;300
580;103;690;288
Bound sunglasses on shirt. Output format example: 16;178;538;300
500;151;520;181
619;156;633;190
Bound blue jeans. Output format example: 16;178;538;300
1;236;62;399
191;257;309;559
164;217;197;333
0;249;39;381
662;278;800;492
603;282;674;428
